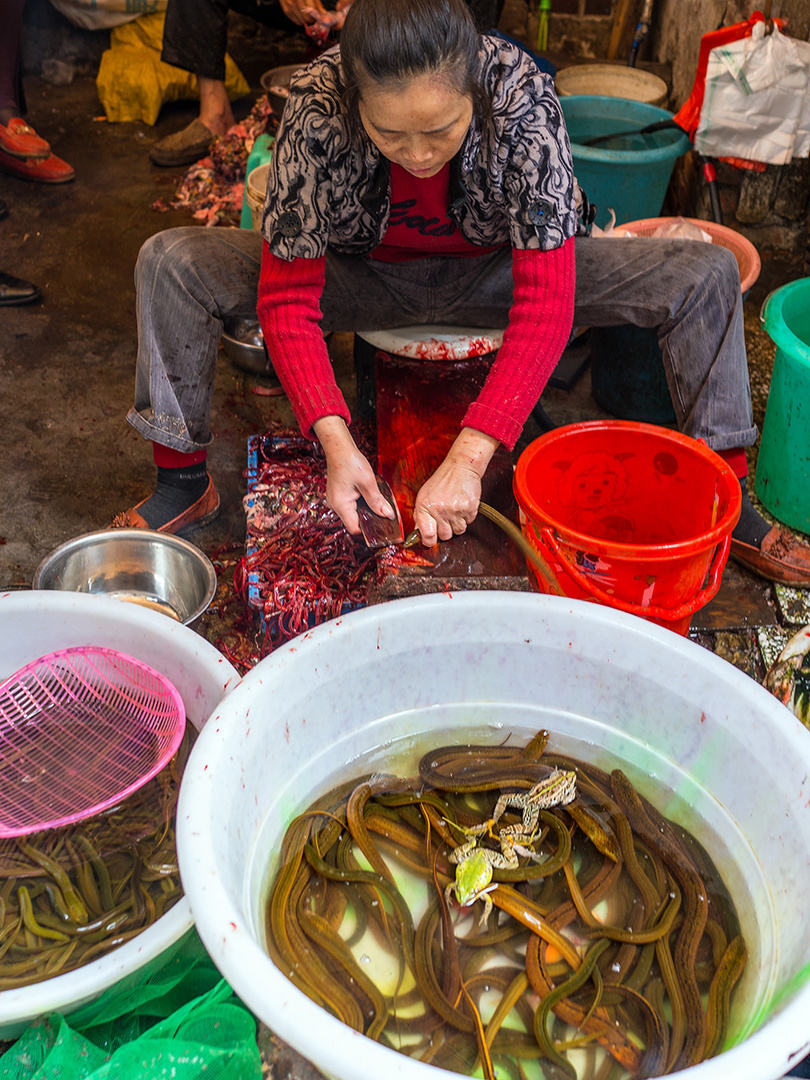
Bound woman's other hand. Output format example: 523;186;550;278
313;416;394;535
414;429;499;547
279;0;327;26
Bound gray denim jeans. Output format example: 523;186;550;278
128;227;756;453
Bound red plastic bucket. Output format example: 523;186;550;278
513;421;742;635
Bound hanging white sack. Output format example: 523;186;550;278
48;0;167;30
693;21;810;166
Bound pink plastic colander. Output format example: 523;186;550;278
0;646;186;837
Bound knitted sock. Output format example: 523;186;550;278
731;480;772;548
713;448;771;549
137;447;209;530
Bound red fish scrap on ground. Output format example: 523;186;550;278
152;95;276;226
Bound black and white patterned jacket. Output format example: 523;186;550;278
262;36;578;259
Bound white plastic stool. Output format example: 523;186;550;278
353;324;505;421
355;325;505;361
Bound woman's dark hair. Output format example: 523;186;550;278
340;0;487;128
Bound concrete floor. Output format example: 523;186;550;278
1;25;809;681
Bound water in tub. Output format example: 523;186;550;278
0;724;195;987
248;705;771;1077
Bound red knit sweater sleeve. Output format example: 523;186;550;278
462;238;575;450
257;242;350;439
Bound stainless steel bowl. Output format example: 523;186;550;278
33;530;218;625
259;63;303;117
221;317;273;377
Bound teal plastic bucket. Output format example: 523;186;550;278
560;96;691;229
755;278;810;534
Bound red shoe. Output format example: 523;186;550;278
0;148;75;183
0;118;50;160
109;478;220;536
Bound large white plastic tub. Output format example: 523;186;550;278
177;591;810;1080
0;590;239;1038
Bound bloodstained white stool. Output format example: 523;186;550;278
353;324;505;422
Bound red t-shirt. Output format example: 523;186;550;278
370;163;499;261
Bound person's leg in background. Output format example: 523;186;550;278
574;235;810;585
162;0;239;138
150;0;307;167
0;0;46;154
114;227;265;532
0;15;42;306
0;0;74;182
0;0;68;295
151;0;508;167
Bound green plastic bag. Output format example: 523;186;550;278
0;931;261;1080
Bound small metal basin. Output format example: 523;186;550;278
221;317;273;377
259;63;303;117
33;530;218;625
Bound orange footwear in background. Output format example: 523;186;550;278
0;119;50;160
0;148;74;183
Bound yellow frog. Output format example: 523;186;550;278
444;768;578;922
482;767;578;848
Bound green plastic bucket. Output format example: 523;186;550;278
755;278;810;534
560;96;691;230
239;132;274;228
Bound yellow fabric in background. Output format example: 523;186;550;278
96;12;250;125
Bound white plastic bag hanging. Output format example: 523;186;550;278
693;22;810;166
49;0;167;30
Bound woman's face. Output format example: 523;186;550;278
358;73;473;179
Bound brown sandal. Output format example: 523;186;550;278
110;478;220;536
730;524;810;586
149;119;215;168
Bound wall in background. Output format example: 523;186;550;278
502;0;809;264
